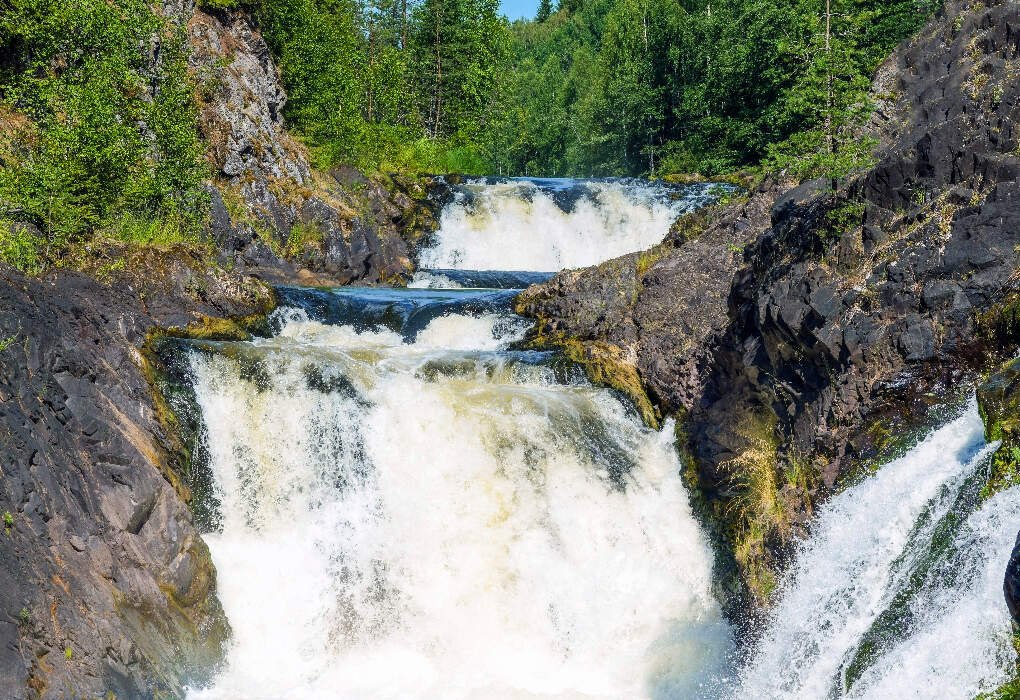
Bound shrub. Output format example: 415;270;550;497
0;0;208;271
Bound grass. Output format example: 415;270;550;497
719;407;796;602
0;329;18;354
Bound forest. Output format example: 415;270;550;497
0;0;938;269
251;0;939;176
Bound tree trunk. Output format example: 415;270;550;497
433;5;443;137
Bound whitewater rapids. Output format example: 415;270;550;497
417;178;721;271
185;301;733;699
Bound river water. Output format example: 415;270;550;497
184;178;1018;699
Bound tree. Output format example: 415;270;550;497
764;0;877;189
536;0;553;21
411;0;512;143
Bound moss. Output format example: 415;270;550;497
977;293;1020;350
635;245;667;277
138;336;194;504
523;332;659;429
718;407;791;603
978;357;1020;499
163;311;273;342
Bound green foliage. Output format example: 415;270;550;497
0;222;43;275
536;0;553;22
3;511;12;529
762;0;880;185
253;0;513;173
0;0;208;272
503;0;935;178
0;327;18;354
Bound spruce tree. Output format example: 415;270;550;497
766;0;877;189
537;0;553;22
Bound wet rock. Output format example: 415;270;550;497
1006;534;1020;628
0;253;271;699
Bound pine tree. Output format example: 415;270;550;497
766;0;877;189
536;0;553;22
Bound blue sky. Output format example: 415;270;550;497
500;0;540;21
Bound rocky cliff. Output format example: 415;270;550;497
0;250;272;698
518;0;1020;607
170;0;440;287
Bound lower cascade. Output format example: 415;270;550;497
739;403;1020;699
184;277;733;699
181;273;1020;699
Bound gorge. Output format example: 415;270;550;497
3;0;1020;697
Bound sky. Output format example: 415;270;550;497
500;0;540;21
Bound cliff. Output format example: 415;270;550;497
0;251;272;698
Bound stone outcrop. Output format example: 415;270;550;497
0;249;272;699
171;1;440;285
517;0;1020;605
977;357;1020;630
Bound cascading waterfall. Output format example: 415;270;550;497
181;179;1020;699
739;403;1020;699
417;177;724;271
185;283;733;699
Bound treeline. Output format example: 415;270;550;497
504;0;939;176
0;0;207;272
250;0;514;173
0;0;940;272
252;0;938;176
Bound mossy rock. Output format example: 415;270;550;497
978;357;1020;443
523;332;660;429
977;357;1020;498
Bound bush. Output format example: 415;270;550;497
0;0;208;271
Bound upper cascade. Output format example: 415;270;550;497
417;177;726;272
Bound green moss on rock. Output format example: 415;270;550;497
523;332;659;429
978;357;1020;499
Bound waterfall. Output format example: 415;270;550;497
180;178;1019;699
739;402;1020;699
417;177;724;271
185;287;733;699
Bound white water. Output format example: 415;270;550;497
187;308;732;699
418;179;716;271
183;177;1020;699
847;486;1020;699
740;402;1019;699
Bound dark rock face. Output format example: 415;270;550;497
1007;534;1020;627
212;171;441;287
0;251;271;699
517;0;1020;604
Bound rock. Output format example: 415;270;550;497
187;8;309;187
1006;533;1020;628
0;251;272;699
